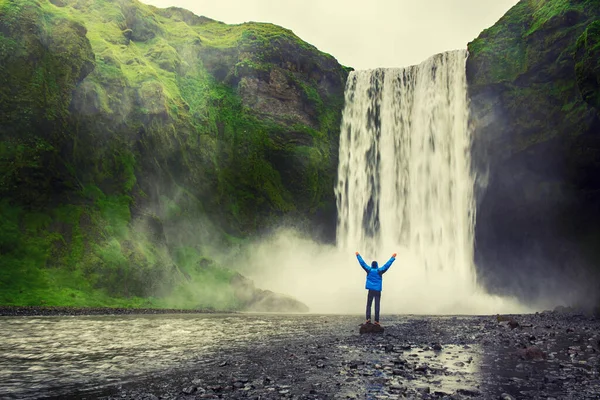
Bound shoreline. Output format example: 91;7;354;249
0;305;234;317
0;305;591;318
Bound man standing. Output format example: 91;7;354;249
355;251;396;325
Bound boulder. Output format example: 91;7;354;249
230;273;309;313
359;322;384;334
517;346;545;361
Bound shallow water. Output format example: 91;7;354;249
3;313;597;399
0;313;348;399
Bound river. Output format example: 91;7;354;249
2;312;598;399
0;313;350;399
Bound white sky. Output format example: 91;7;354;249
141;0;519;70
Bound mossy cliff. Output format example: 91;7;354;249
467;0;600;304
0;0;348;309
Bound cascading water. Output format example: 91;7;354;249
335;50;480;311
245;50;527;314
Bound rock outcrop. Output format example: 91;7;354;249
0;0;348;308
230;273;309;313
467;0;600;305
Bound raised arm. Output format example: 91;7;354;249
378;253;397;274
355;252;370;272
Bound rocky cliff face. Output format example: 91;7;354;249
0;0;348;308
467;0;600;305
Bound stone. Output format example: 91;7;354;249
181;386;196;395
517;346;545;361
230;273;309;313
500;394;516;400
457;388;481;396
360;322;385;334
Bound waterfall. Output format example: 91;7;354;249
247;50;527;314
335;50;478;307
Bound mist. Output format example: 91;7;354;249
234;228;530;315
469;84;600;312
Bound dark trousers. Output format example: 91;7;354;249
366;290;381;322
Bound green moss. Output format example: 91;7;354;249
0;0;346;309
194;21;315;52
575;20;600;110
526;0;572;35
468;0;600;85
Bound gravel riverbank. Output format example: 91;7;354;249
2;310;598;399
89;312;600;400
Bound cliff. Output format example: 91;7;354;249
0;0;348;309
467;0;600;305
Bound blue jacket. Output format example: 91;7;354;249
357;254;395;291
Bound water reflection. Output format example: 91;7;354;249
0;313;339;399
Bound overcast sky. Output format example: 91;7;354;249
141;0;519;70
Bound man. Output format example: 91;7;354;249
355;251;396;325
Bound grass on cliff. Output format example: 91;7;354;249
468;0;600;84
0;0;345;309
0;193;240;310
467;0;600;151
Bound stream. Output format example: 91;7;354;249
1;312;599;399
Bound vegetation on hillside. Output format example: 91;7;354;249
0;0;348;309
467;0;600;304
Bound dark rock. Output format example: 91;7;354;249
181;386;196;395
415;365;428;372
467;0;600;305
359;322;384;334
262;376;273;385
230;273;309;313
456;388;481;396
517;346;545;361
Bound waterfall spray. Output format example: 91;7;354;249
335;50;498;312
244;51;527;314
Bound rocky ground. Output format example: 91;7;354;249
46;310;598;400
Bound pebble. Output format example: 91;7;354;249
96;311;600;400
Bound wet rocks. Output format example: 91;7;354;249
359;322;384;334
74;313;600;400
497;315;520;330
500;393;516;400
517;346;545;361
229;273;310;313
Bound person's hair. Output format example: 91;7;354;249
371;261;378;268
